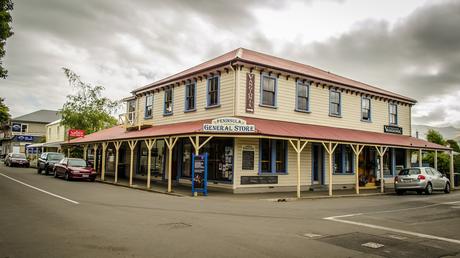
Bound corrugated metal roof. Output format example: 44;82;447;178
67;117;448;150
13;110;61;123
133;48;416;103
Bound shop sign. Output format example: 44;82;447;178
241;176;278;185
384;125;403;135
192;153;208;196
15;135;34;142
203;117;255;133
68;129;85;138
246;73;255;113
11;123;22;132
242;145;255;170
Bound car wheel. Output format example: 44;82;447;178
64;172;71;181
396;190;405;195
44;166;49;175
425;183;433;195
54;169;58;178
444;183;451;194
37;166;42;174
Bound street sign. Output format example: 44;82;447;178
191;153;208;196
68;129;85;138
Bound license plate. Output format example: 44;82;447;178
82;174;89;178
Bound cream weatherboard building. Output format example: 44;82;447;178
66;48;454;196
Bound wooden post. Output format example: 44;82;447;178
83;145;88;160
101;142;108;181
92;145;98;170
289;139;309;198
113;141;122;184
375;146;389;193
434;150;438;171
164;137;179;193
128;140;138;187
450;150;455;190
144;139;156;189
189;135;213;156
322;142;338;196
350;144;365;194
67;147;71;158
418;149;423;167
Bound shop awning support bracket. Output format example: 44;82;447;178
101;142;108;181
128;140;138;187
322;142;338;196
289;139;309;198
350;144;365;194
144;138;157;189
375;146;389;193
164;137;179;193
113;141;122;184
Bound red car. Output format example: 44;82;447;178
53;158;96;181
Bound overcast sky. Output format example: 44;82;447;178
1;0;459;127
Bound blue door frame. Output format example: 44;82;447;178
311;144;325;185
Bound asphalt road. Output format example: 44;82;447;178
1;164;460;258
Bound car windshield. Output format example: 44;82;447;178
12;154;26;159
49;154;64;161
399;168;421;176
68;159;87;167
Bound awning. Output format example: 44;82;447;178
65;117;450;151
26;141;64;148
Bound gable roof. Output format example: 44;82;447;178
12;110;61;124
133;48;416;103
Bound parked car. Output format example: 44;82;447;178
394;167;450;195
4;153;30;167
53;158;96;181
37;152;65;175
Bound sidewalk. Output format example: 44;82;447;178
96;174;392;201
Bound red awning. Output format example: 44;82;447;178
67;117;449;150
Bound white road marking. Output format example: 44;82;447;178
0;172;79;204
362;242;384;249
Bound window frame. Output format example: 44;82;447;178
163;88;173;116
361;96;372;122
144;94;154;119
295;81;310;113
206;76;220;108
259;139;287;174
332;145;355;175
329;89;342;117
389;103;398;125
259;74;278;108
184;82;197;112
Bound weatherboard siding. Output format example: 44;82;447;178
235;67;411;136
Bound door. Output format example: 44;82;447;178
430;168;444;189
312;144;324;185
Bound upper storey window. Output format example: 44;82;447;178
260;74;277;107
185;83;196;111
329;89;341;117
164;88;173;115
207;76;220;107
144;94;153;119
361;97;371;122
295;81;310;112
389;103;398;125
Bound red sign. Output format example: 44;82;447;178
68;129;85;138
246;73;255;113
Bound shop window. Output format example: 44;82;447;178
144;94;153;118
185;83;196;111
207;76;220;107
199;138;233;182
329;90;341;117
389;103;398;125
333;145;354;174
181;141;192;177
259;139;287;174
164;88;173;115
260;75;277;107
361;97;371;122
296;81;310;112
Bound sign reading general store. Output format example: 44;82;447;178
203;117;255;133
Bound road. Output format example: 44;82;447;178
1;164;460;258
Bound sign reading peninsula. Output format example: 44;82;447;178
203;117;255;133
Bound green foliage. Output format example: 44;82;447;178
0;96;10;124
423;152;450;173
426;129;446;145
446;139;460;153
0;0;14;79
60;68;118;135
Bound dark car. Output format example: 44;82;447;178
4;153;30;167
37;152;65;175
53;158;96;181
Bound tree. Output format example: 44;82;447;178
423;152;450;173
60;68;118;135
0;97;10;125
426;129;446;146
0;0;14;79
446;139;460;153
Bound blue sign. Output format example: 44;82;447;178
15;135;34;142
191;153;208;196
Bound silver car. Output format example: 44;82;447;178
394;167;450;195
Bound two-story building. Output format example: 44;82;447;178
0;110;61;157
66;48;454;196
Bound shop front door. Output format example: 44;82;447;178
312;144;324;185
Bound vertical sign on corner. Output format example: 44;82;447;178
246;73;255;113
